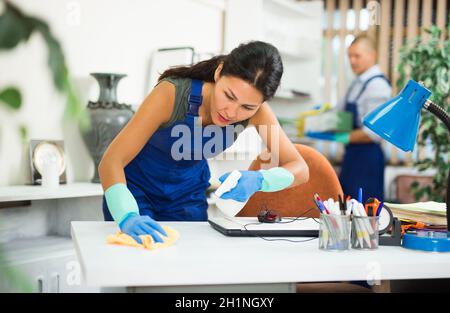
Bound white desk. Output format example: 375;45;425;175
71;221;450;293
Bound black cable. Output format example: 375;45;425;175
242;207;321;243
426;101;450;132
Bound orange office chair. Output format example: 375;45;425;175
237;144;343;218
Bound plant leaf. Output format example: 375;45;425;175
0;2;34;49
0;87;22;110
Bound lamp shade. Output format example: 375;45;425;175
363;80;431;152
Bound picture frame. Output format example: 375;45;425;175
146;46;195;95
29;139;67;185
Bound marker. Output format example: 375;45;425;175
338;195;346;215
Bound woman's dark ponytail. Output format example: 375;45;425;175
158;41;283;101
158;55;226;83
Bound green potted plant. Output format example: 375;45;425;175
0;0;88;292
397;23;449;202
0;0;89;137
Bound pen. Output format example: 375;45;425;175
313;197;324;213
334;201;341;215
350;200;365;248
375;201;384;217
315;194;342;246
317;206;339;247
315;194;329;214
328;198;337;214
314;195;330;247
355;203;372;248
329;198;345;240
345;197;352;216
359;202;377;248
358;187;363;204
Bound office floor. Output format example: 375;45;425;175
297;279;450;293
389;278;450;292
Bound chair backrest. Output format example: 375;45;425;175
237;144;343;218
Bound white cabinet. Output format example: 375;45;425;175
1;257;48;293
1;236;100;293
9;257;66;293
47;254;99;293
0;184;104;293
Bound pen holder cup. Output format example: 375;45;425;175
318;213;351;251
351;216;379;250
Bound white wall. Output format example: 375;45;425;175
0;0;224;185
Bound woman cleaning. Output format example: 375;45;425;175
99;41;310;244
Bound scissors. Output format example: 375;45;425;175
364;198;380;217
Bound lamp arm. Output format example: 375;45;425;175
423;100;450;232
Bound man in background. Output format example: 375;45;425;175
308;34;392;202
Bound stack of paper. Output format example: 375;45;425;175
385;201;447;226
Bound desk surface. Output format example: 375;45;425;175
71;221;450;287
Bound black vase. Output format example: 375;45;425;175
82;73;134;183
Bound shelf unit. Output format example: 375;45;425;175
1;235;100;293
0;182;104;293
3;236;74;265
0;182;103;203
222;0;324;155
224;0;323;102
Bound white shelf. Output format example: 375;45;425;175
0;183;103;203
274;88;311;101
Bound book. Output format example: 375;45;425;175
385;201;447;226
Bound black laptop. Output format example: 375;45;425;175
208;216;319;237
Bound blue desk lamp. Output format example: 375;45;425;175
363;80;450;252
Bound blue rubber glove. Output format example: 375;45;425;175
119;213;168;244
218;168;294;202
218;170;263;202
305;131;350;144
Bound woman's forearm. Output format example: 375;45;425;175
281;158;310;187
98;158;127;191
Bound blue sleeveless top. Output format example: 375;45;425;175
103;78;248;221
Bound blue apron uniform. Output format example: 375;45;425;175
102;79;240;221
339;75;389;203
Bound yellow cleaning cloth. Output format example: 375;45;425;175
106;226;179;250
